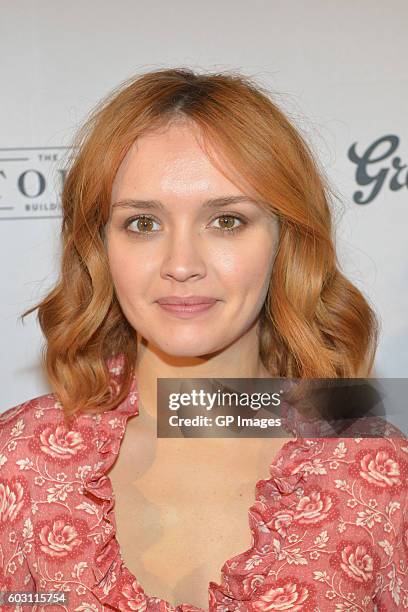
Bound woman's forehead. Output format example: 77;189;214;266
111;123;249;201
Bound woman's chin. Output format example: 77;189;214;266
156;342;224;361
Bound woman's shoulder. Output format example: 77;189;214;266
320;418;408;471
1;391;64;430
296;423;408;487
0;393;63;463
1;392;73;456
0;392;97;481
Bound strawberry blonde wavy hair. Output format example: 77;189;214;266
21;67;379;416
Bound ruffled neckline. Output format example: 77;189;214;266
78;358;321;611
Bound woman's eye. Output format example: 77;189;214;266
123;214;246;235
211;215;244;232
125;216;159;233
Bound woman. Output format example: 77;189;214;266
1;67;407;611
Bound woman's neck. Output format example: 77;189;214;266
133;326;271;422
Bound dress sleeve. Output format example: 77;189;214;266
370;437;408;610
0;407;35;599
307;436;408;611
243;435;408;611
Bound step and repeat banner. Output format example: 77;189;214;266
1;1;407;413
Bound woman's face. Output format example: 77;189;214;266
105;119;279;357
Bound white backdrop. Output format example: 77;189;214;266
1;0;407;413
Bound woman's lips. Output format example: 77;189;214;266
156;301;219;318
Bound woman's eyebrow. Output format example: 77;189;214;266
111;195;262;211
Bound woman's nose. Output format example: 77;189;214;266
159;227;207;282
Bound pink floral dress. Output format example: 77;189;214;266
1;355;408;611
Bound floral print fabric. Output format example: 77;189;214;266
1;356;408;611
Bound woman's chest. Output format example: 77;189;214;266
108;432;289;608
